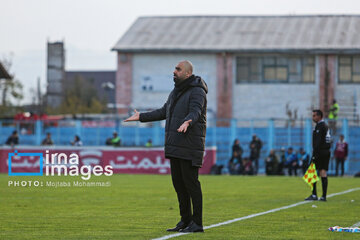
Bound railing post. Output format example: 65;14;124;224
230;118;237;145
212;119;217;148
268;119;274;152
56;121;60;145
135;121;140;146
96;122;100;146
250;119;254;138
117;119;122;143
342;118;349;174
342;118;349;139
75;120;82;138
35;120;42;145
153;121;161;146
287;120;291;147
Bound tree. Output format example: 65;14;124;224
47;76;106;115
0;56;24;118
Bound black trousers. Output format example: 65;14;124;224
335;158;345;176
170;158;203;226
288;164;298;176
251;157;259;174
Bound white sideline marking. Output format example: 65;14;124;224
152;187;360;240
351;221;360;228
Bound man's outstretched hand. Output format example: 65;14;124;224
177;119;192;133
124;109;140;122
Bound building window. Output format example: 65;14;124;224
141;76;153;91
338;56;360;83
236;55;315;84
140;75;173;92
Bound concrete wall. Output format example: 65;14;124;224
232;56;320;120
131;53;217;117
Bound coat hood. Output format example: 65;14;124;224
189;75;208;94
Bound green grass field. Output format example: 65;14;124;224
0;174;359;239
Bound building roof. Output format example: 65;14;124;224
0;62;12;79
112;15;360;53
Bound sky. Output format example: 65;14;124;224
2;0;360;104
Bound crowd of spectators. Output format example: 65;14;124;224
264;147;309;176
4;130;155;148
228;134;262;175
228;134;348;176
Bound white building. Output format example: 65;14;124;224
112;15;360;121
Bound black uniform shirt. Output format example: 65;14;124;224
312;120;331;157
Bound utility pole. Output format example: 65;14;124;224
37;77;43;113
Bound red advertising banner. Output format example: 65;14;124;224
0;146;216;175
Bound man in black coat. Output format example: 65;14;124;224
305;109;331;201
124;60;207;233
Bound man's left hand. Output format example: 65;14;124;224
177;120;192;133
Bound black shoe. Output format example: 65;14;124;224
166;221;189;232
180;221;204;233
305;194;318;201
319;196;327;201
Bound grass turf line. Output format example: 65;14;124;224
0;174;359;239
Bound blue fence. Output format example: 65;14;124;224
0;118;359;175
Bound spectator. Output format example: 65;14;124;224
298;148;310;175
20;127;27;135
106;131;121;146
210;164;223;175
145;139;153;147
329;99;339;119
242;157;254;175
228;139;243;174
5;130;19;146
249;134;262;175
232;139;243;158
265;149;279;175
328;99;339;135
284;147;298;176
42;132;54;145
71;135;83;146
334;134;348;176
277;147;286;175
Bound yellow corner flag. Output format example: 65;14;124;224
303;163;319;190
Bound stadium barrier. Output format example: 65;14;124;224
0;118;359;175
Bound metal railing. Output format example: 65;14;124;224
0;118;359;175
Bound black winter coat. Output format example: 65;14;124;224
139;75;208;167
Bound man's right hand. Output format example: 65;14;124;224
124;109;140;122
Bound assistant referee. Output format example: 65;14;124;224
305;110;331;201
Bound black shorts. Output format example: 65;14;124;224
314;152;330;171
